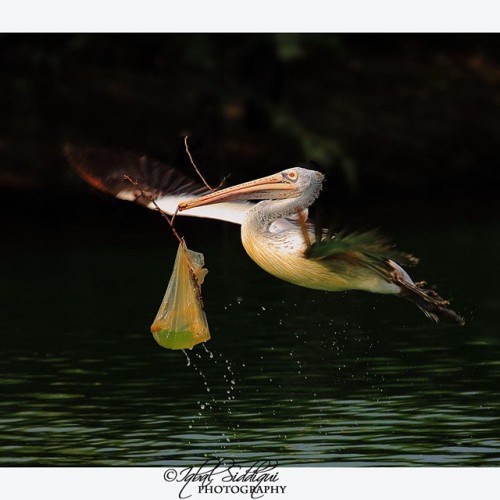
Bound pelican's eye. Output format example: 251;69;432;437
285;170;298;182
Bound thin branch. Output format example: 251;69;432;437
213;173;231;191
124;175;183;243
183;136;229;192
184;136;214;191
170;206;179;228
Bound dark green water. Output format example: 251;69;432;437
1;210;499;466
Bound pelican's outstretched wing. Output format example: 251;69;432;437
65;145;252;225
305;227;464;324
305;228;418;269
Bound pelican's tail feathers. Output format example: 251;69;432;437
394;276;465;326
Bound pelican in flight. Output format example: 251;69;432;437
66;146;464;324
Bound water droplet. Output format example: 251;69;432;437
202;343;214;359
182;350;191;366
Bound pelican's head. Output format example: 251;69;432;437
178;167;324;211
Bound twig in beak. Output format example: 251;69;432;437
124;175;183;244
184;136;229;191
184;136;214;191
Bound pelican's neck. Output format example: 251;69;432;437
242;172;323;243
246;198;303;230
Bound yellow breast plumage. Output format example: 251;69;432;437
241;223;354;291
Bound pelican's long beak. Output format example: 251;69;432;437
178;172;297;211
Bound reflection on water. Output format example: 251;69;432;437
1;216;500;466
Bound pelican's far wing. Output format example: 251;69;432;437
305;228;419;269
65;145;252;225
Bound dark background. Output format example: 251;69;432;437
1;34;500;466
1;34;499;235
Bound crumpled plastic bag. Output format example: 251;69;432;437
151;240;210;350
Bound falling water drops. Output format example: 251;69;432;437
202;343;214;359
182;350;191;366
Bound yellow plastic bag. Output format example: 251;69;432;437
151;240;210;350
